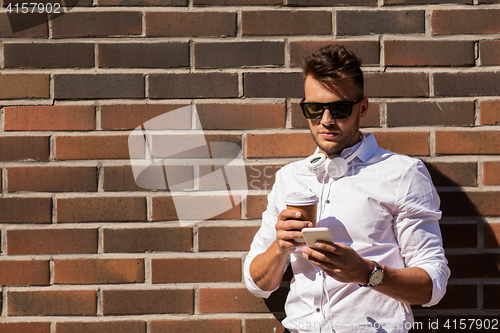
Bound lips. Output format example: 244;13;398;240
319;131;339;138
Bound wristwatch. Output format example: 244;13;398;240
360;261;384;287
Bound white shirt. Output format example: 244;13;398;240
243;133;450;333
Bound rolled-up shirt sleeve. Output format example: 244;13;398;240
244;175;286;299
393;160;451;307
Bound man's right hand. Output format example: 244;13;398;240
275;209;313;254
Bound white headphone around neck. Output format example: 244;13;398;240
305;135;366;180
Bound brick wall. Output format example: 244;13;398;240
0;0;499;332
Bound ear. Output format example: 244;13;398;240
359;97;369;119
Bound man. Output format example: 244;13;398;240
243;45;450;333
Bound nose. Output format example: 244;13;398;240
320;107;336;125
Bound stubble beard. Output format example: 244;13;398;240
310;118;360;156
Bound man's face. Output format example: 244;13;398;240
304;75;368;156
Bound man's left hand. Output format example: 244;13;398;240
301;242;373;285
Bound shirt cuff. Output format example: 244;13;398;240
418;263;450;307
243;254;279;299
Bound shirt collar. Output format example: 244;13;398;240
312;132;379;163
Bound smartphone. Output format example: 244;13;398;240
302;227;334;249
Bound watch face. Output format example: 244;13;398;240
370;270;384;287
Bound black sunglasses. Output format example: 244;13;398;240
300;97;364;120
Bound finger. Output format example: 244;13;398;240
302;246;332;263
279;209;303;220
312;241;338;253
277;229;305;241
302;252;336;272
276;219;313;232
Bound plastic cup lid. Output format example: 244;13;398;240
285;190;319;206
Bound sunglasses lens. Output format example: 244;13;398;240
329;102;352;119
301;104;324;119
300;102;353;119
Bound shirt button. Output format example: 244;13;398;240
325;200;330;204
316;308;320;312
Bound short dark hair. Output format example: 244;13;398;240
302;44;364;96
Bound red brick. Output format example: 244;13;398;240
484;222;500;249
244;73;303;98
484;162;500;186
101;104;191;130
424;162;477;187
439;191;500;217
4;105;95;131
103;289;194;315
245;164;284;193
198;226;260;251
246;133;316;158
0;197;51;223
384;40;474;67
57;197;147;222
365;72;429;98
431;9;500;35
8;290;96;316
7;228;98;255
99;0;186;4
434;72;500;97
55;135;133;160
151;320;240;333
150;133;241;158
54;259;144;284
54;74;145;99
440;223;477;248
194;0;279;4
447;254;500;278
103;165;194;192
199;288;272;313
195;42;284;68
56;321;146;333
3;43;94;68
480;40;500;65
246;194;268;219
291;102;380;129
290;40;380;67
431;284;477;309
152;196;241;221
338;10;424;35
149;73;238;99
199;163;275;191
0;13;47;38
51;12;142;38
479;101;500;125
8;166;97;192
484;285;500;309
242;10;332;36
387;102;474;127
152;258;241;283
0;136;50;161
197;103;285;130
289;0;376;4
0;260;49;286
0;74;49;99
146;12;236;37
0;322;51;333
372;131;430;156
385;0;471;3
245;318;286;333
98;43;189;68
435;131;500;155
103;227;193;253
5;0;92;6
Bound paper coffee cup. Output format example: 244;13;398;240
285;191;319;242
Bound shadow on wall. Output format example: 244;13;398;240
261;164;500;333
